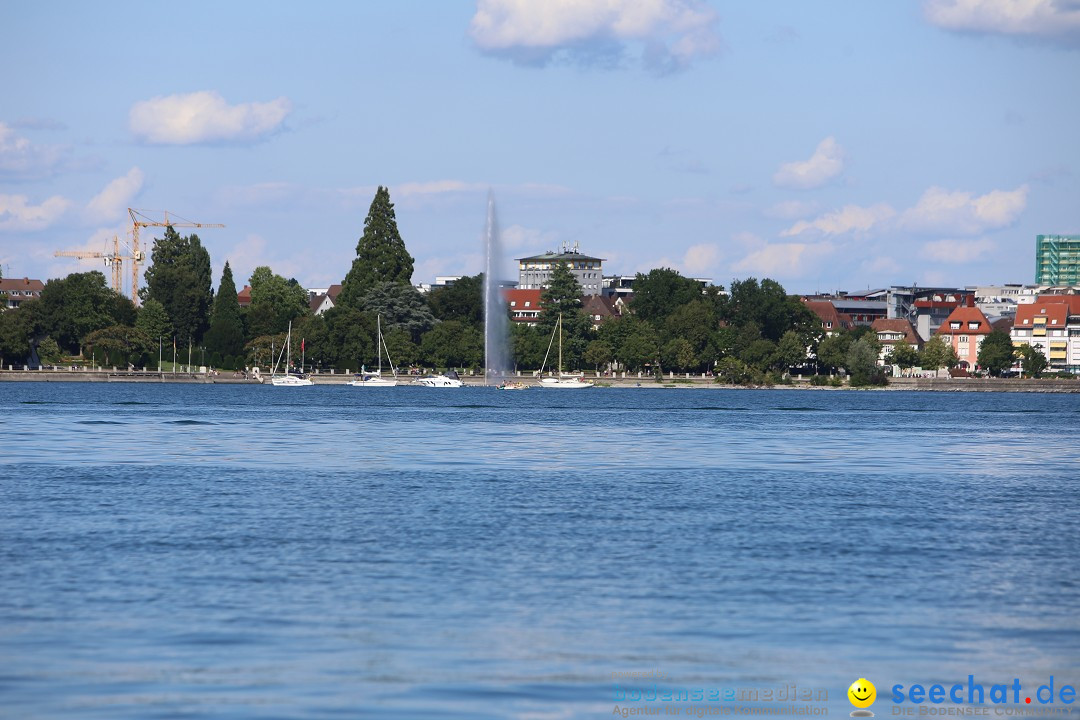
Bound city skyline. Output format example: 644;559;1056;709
2;1;1079;295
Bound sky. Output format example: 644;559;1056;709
2;0;1079;297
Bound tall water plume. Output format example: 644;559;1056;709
483;192;510;381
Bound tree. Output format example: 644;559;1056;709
1018;344;1049;378
136;299;173;345
847;336;887;386
427;274;483;328
37;337;62;366
83;326;152;366
0;308;32;367
724;277;817;342
420;321;483;369
920;336;959;372
618;322;660;372
143;227;213;343
817;333;852;373
662;337;697;372
510;323;546;371
338;186;414;308
885;340;920;370
538;261;590;367
246;266;308;336
629;268;702;324
356;281;436;341
584;339;614;373
383;328;420;368
665;299;718;363
977;330;1016;377
775;330;807;371
36;271;134;355
204;262;246;365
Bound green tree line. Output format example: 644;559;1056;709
0;185;1050;381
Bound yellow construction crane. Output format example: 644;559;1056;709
54;236;126;294
129;208;225;305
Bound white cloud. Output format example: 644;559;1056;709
733;241;836;277
0;193;70;231
920;238;995;263
469;0;722;72
924;0;1080;42
781;203;896;237
773;137;846;189
682;243;719;275
0;122;67;179
85;167;144;223
129;91;293;145
900;185;1028;235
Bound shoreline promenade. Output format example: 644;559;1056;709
3;368;1080;392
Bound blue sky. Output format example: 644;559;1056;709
2;0;1078;296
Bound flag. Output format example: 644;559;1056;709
301;338;305;352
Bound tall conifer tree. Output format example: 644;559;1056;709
204;261;245;363
338;186;414;309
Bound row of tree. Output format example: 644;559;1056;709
0;185;1051;381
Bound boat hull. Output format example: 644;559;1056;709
539;378;593;389
271;375;314;387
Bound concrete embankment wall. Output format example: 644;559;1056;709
2;370;1080;392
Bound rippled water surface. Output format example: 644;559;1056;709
2;383;1078;719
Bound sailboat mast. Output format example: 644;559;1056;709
377;315;382;374
558;314;563;375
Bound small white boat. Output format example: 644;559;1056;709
416;370;464;388
497;380;529;391
538;314;593;389
349;315;399;388
270;321;314;387
539;375;593;389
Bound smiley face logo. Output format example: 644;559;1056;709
848;678;877;711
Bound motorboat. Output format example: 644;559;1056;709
416;370;464;388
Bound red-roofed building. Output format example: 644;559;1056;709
237;285;252;307
935;302;993;370
1;277;45;309
1011;293;1080;372
802;299;853;335
502;288;543;325
871;318;922;364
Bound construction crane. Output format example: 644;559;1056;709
54;236;126;294
128;208;225;305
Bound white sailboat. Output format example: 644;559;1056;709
539;314;593;389
270;321;314;387
349;315;399;387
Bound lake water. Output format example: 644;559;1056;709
1;383;1078;719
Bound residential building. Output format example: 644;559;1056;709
502;288;543;325
1;277;44;309
885;286;974;341
1035;234;1080;286
802;298;853;335
237;285;252;307
582;294;625;330
935;302;994;371
802;292;887;326
309;284;342;315
871;318;922;365
1011;294;1080;373
518;244;605;296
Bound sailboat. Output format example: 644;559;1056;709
349;315;398;387
539;314;593;389
270;321;314;387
